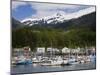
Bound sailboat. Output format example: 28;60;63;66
15;55;32;65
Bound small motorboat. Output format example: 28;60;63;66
16;59;32;65
90;54;96;63
15;56;32;65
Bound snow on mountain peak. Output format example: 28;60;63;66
21;12;66;25
56;13;62;16
21;7;95;26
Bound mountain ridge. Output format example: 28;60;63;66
12;12;96;30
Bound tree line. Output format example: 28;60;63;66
12;26;96;51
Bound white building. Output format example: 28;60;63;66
71;47;80;53
47;47;60;53
87;47;96;54
13;47;32;57
24;47;31;51
37;47;45;54
13;48;24;57
47;48;52;52
53;48;60;52
62;47;70;53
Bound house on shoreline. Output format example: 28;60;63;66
12;47;32;60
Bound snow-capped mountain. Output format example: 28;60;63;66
21;7;95;26
21;12;69;26
12;11;96;30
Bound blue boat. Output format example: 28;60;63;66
15;56;32;65
90;54;96;63
16;60;32;65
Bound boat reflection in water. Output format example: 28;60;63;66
11;47;96;74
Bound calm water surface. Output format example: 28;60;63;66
11;63;96;74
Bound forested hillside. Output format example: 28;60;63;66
12;12;96;51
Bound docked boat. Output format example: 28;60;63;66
41;56;63;66
15;56;32;65
15;60;32;65
89;54;96;63
32;57;40;63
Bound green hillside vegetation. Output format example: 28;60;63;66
12;27;96;51
12;12;96;51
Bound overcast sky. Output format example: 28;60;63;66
12;1;96;21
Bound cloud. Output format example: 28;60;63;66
12;1;27;10
74;7;95;18
12;1;95;21
62;7;95;20
27;2;95;19
29;2;84;18
22;6;95;22
30;2;80;11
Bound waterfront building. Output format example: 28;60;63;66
36;47;45;54
12;48;24;57
62;47;70;53
12;47;32;61
47;48;59;52
86;47;96;55
70;47;80;54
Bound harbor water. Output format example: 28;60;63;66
11;62;96;74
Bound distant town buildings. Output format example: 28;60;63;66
47;48;59;53
12;46;96;65
62;47;70;53
12;46;32;58
12;46;96;56
36;47;45;54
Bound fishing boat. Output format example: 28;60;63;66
41;56;64;66
32;57;42;63
61;56;79;66
15;56;32;65
89;54;96;63
67;57;77;64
